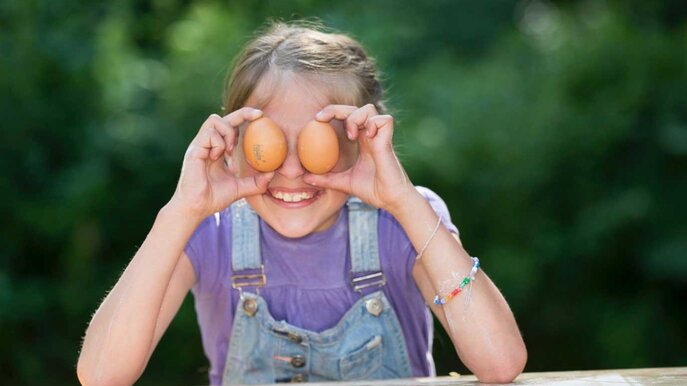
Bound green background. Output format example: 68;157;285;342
2;0;686;384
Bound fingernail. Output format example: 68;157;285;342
316;111;325;119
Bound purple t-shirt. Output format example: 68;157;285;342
184;186;458;385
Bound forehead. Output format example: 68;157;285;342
246;71;326;123
245;69;358;129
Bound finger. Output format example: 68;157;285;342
187;126;225;162
224;107;263;146
316;105;358;139
345;104;379;140
224;106;263;128
303;169;353;194
192;118;229;158
203;114;236;154
184;143;209;162
365;115;394;144
207;127;225;161
235;172;275;198
365;116;399;177
316;104;357;122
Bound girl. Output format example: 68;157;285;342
77;20;527;386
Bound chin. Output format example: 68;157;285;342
269;221;317;239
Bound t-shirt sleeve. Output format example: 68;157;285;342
183;212;224;296
414;186;459;236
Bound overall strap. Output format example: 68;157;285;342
347;197;385;293
230;199;265;293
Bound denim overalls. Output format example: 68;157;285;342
222;197;412;384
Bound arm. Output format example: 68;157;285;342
76;205;198;386
403;197;527;383
306;104;526;383
77;108;273;386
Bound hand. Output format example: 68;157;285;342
303;104;416;214
169;108;274;220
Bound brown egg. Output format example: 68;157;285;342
298;120;339;174
242;117;287;172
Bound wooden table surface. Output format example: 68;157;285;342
248;367;687;385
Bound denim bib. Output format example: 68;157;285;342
222;197;412;384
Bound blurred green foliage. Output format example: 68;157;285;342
1;0;686;384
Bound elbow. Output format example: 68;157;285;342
76;352;94;386
76;360;110;386
77;368;137;386
76;355;143;386
474;345;528;384
76;365;103;386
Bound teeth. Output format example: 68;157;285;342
272;191;313;203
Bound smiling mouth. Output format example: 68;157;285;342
267;189;321;204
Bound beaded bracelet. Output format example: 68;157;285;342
433;257;480;305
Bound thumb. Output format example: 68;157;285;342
303;170;352;194
236;172;275;199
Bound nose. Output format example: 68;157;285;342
276;139;305;179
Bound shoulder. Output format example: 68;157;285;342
193;211;225;236
414;186;447;209
186;210;227;251
378;185;459;235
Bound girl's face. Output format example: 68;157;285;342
234;74;358;238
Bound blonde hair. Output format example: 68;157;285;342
223;19;389;115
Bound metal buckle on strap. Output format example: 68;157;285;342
351;271;386;293
231;264;266;292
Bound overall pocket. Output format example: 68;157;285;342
339;335;383;380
